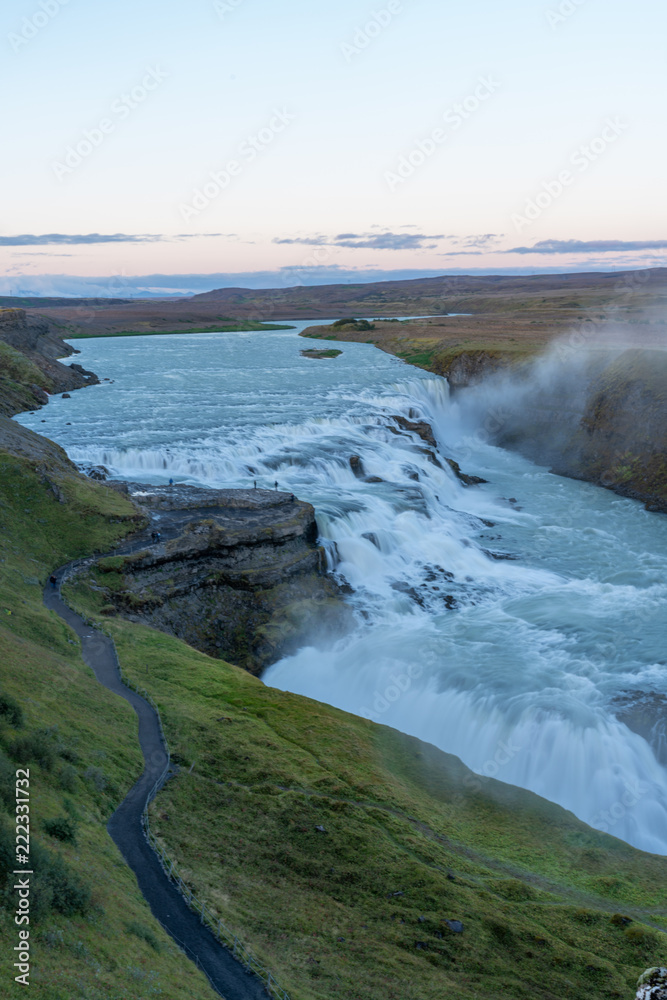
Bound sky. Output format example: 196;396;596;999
1;0;666;296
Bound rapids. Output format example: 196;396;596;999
15;322;667;853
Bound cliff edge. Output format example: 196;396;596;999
75;482;352;674
0;307;99;416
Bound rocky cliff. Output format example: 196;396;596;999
565;349;667;511
81;483;351;674
487;348;667;513
0;307;99;416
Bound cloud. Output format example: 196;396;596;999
450;233;504;249
0;233;224;247
273;231;444;251
505;238;667;255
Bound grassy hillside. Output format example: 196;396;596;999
0;443;219;999
2;429;666;999
69;588;667;996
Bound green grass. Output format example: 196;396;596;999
0;448;219;999
66;582;667;1000
0;341;50;390
68;321;295;339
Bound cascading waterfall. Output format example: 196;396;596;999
16;324;667;853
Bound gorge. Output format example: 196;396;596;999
11;320;667;857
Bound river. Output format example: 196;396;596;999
15;322;667;854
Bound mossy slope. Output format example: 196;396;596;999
70;590;667;1000
0;435;218;999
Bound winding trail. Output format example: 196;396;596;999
43;567;268;1000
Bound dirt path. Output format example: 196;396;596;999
43;570;269;1000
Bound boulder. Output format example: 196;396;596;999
391;415;437;447
636;968;667;999
29;384;49;405
86;465;110;481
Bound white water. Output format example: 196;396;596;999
16;323;667;853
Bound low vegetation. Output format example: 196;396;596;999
0;447;218;999
68;320;295;339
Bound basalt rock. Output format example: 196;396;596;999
81;464;110;482
445;457;488;486
441;350;513;390
391;415;437;447
86;483;352;675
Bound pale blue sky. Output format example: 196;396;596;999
2;0;665;294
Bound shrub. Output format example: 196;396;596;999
10;729;57;771
42;849;91;916
83;766;107;792
0;821;90;920
332;318;375;332
0;692;23;728
43;816;78;844
125;920;162;952
625;925;659;946
59;765;78;793
0;750;15;811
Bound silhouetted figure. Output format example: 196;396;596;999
49;575;57;589
274;481;278;490
253;480;257;489
168;478;174;486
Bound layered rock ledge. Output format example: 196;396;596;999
84;483;352;674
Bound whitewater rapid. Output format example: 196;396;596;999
16;323;667;853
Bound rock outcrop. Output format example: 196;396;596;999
437;349;516;389
0;307;99;417
636;968;667;999
565;349;667;511
85;483;352;674
488;348;667;512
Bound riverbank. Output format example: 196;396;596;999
0;307;100;416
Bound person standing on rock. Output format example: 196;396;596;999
49;575;57;589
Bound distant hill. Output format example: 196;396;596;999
5;266;666;338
